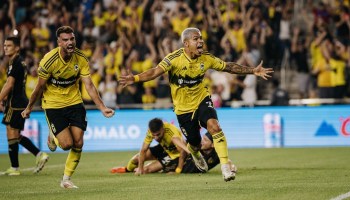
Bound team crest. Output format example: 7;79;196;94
74;64;79;71
200;63;204;71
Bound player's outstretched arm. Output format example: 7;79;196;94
223;60;274;80
135;143;149;176
81;76;114;118
21;77;46;118
119;66;165;87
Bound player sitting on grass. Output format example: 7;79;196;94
111;118;193;174
111;132;237;174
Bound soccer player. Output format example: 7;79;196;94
21;26;115;188
110;118;190;175
0;36;49;176
119;27;274;181
111;132;237;174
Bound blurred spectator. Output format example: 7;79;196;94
98;73;118;109
270;79;289;106
142;87;156;110
155;73;171;109
291;27;311;99
1;0;349;109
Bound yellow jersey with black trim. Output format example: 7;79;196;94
38;47;90;109
158;48;226;114
144;122;182;159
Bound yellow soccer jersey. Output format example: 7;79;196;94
38;47;90;109
144;122;182;159
158;48;226;115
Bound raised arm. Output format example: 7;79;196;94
119;66;165;87
223;61;274;80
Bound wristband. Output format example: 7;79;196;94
175;167;182;173
133;75;140;82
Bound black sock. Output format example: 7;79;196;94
19;135;40;156
8;139;19;168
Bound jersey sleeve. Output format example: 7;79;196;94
79;60;90;77
8;60;21;78
143;130;153;144
207;53;226;71
38;56;52;80
158;54;172;72
167;123;182;138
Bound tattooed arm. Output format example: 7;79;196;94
223;61;274;80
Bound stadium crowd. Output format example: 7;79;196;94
0;0;349;108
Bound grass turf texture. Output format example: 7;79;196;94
0;147;349;200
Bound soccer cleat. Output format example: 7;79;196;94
34;152;49;173
47;132;57;152
60;179;79;189
1;167;21;176
191;152;208;172
231;163;238;173
221;163;236;182
110;166;127;173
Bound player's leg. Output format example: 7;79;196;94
2;126;21;175
143;161;163;173
177;113;208;172
60;103;87;189
198;96;235;181
110;153;139;173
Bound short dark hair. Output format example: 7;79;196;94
148;118;164;133
5;36;20;47
56;26;74;38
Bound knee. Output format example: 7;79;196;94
73;139;84;149
207;119;222;134
143;166;151;174
60;142;73;151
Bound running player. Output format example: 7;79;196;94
21;26;115;188
119;27;273;181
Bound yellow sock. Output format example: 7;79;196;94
212;131;229;164
187;143;201;158
126;159;137;172
64;148;82;177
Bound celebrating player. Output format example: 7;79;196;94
21;26;115;188
119;27;273;181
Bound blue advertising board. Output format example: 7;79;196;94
0;105;349;153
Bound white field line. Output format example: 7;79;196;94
1;164;64;173
330;191;350;200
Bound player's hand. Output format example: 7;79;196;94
134;167;144;176
102;107;115;118
21;107;31;119
253;61;274;80
118;69;135;87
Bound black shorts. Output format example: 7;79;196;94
177;96;218;146
44;103;87;136
2;107;26;130
150;144;178;173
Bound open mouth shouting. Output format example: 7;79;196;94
67;45;75;53
197;44;203;54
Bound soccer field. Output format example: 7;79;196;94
0;147;349;200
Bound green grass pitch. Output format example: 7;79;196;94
0;147;349;200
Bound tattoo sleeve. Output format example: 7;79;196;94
223;62;255;74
